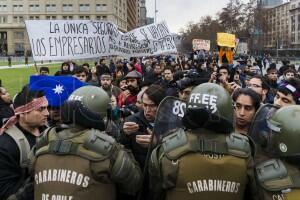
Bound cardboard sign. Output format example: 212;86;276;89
217;33;236;48
25;20;177;61
192;39;210;51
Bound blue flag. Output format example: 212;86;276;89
29;75;86;107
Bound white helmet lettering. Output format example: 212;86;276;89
188;93;218;113
69;95;83;101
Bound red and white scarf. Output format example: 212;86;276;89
0;96;48;134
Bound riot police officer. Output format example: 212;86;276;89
33;86;142;200
149;83;258;200
255;105;300;200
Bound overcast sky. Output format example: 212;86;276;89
145;0;233;33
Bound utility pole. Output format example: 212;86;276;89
155;0;158;23
276;39;279;59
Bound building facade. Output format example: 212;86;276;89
146;17;154;25
138;0;147;27
262;0;300;50
263;2;290;49
259;0;283;8
127;0;138;31
289;0;300;48
0;0;138;56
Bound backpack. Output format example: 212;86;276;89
5;125;31;168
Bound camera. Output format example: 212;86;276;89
176;69;206;89
216;73;222;79
120;104;139;118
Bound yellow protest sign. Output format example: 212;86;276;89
217;33;236;48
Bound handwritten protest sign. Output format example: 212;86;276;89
25;20;177;61
217;33;236;48
192;39;210;51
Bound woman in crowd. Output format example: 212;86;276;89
0;87;14;127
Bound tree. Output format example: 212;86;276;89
179;16;224;53
218;0;245;34
178;0;267;54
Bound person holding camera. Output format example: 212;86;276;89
209;65;240;94
121;84;165;168
120;84;165;200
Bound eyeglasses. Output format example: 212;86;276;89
247;84;262;88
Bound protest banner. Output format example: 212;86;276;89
192;39;210;51
236;42;248;54
217;33;236;48
25;20;177;61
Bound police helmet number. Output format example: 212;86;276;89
172;100;186;118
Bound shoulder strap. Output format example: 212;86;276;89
35;126;54;151
36;128;116;161
6;125;31;168
163;131;251;160
161;129;188;153
83;128;117;157
226;133;251;158
256;159;300;191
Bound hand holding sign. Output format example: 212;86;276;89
217;33;236;48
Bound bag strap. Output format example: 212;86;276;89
6;125;31;168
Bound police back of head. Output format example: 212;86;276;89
61;86;110;131
183;83;233;133
268;105;300;165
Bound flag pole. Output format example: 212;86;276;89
34;61;39;74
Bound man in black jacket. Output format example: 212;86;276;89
121;84;165;168
96;58;111;79
0;86;49;200
120;84;165;200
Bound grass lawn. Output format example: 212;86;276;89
0;64;60;96
0;60;98;96
0;61;26;66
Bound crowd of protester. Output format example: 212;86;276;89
0;53;300;200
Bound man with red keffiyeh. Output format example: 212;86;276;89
0;85;49;200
